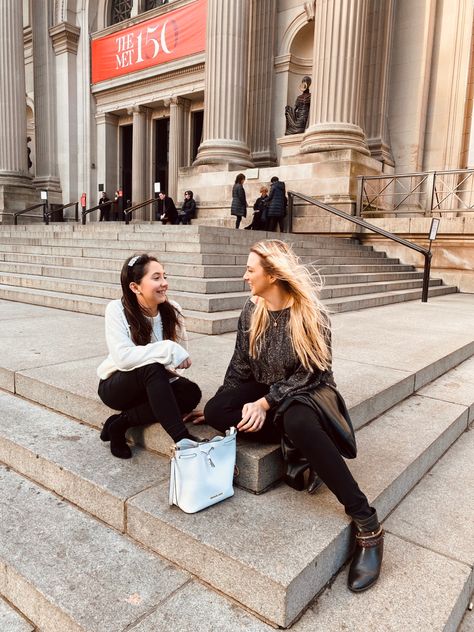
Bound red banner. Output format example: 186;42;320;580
91;0;206;84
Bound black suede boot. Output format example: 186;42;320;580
100;414;120;442
348;509;384;592
108;413;132;459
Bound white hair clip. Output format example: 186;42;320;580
128;255;141;267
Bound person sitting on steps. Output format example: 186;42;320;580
200;239;384;593
97;254;202;459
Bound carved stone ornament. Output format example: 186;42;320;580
304;1;316;21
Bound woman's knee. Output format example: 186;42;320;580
173;378;202;414
282;403;322;439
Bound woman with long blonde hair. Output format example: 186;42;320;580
204;239;383;593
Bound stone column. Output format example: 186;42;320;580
96;113;119;206
0;0;35;214
129;106;149;218
31;0;62;202
50;22;81;208
301;0;370;155
248;0;277;166
194;0;253;167
168;97;191;201
363;0;395;165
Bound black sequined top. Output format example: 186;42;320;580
221;299;335;409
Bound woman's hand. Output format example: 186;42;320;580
182;409;205;425
237;399;268;432
176;357;192;369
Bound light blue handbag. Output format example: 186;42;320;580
169;427;237;513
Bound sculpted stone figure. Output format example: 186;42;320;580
285;76;311;135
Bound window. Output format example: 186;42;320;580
110;0;132;24
145;0;169;10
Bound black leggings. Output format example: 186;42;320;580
235;216;242;229
98;363;201;442
266;216;284;232
204;381;372;520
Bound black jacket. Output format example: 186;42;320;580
230;183;247;217
267;181;287;218
156;196;177;223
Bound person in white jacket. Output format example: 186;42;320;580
97;254;202;459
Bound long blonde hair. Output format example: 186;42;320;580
248;240;331;372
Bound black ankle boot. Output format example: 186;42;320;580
307;470;323;495
281;434;309;491
108;413;132;459
100;414;121;442
348;510;384;592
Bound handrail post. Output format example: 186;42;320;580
421;251;432;302
125;210;130;225
74;202;78;222
430;171;436;213
81;209;86;225
43;202;49;225
287;192;293;233
356;177;363;216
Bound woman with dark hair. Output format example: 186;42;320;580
231;173;247;229
97;254;202;459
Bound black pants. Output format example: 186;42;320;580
235;216;242;229
204;381;372;519
98;363;201;442
266;216;284;232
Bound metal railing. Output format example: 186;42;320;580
287;191;433;302
81;202;101;225
357;169;474;217
124;198;159;224
44;201;79;224
13;202;47;225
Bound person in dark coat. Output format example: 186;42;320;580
99;192;111;222
156;192;178;224
266;177;287;233
230;173;247;229
245;186;269;230
177;190;197;225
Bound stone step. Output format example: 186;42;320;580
0;465;276;632
0;268;444;308
0;231;374;253
0;250;418;276
0;260;434;296
1;365;471;628
0;244;396;267
0;598;33;632
325;284;457;312
11;297;474;494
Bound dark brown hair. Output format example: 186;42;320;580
120;254;180;345
235;173;246;184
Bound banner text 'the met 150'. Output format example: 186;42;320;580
91;0;206;84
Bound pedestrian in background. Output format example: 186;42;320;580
157;191;178;224
231;173;247;229
99;192;111;222
245;186;269;230
177;190;196;225
266;177;287;233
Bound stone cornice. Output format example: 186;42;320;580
49;22;81;56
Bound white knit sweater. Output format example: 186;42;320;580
97;299;189;380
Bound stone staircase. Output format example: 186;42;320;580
0;295;473;630
0;223;458;334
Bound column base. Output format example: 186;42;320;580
193;140;254;169
301;123;370;156
33;176;63;205
0;174;38;221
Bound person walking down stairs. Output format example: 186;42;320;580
203;240;384;592
96;254;202;459
231;173;248;229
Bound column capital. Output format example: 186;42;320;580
304;1;316;21
95;112;119;125
49;22;81;55
127;105;149;116
169;96;192;110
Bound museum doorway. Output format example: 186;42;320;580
191;110;204;162
120;124;133;204
154;118;169;194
